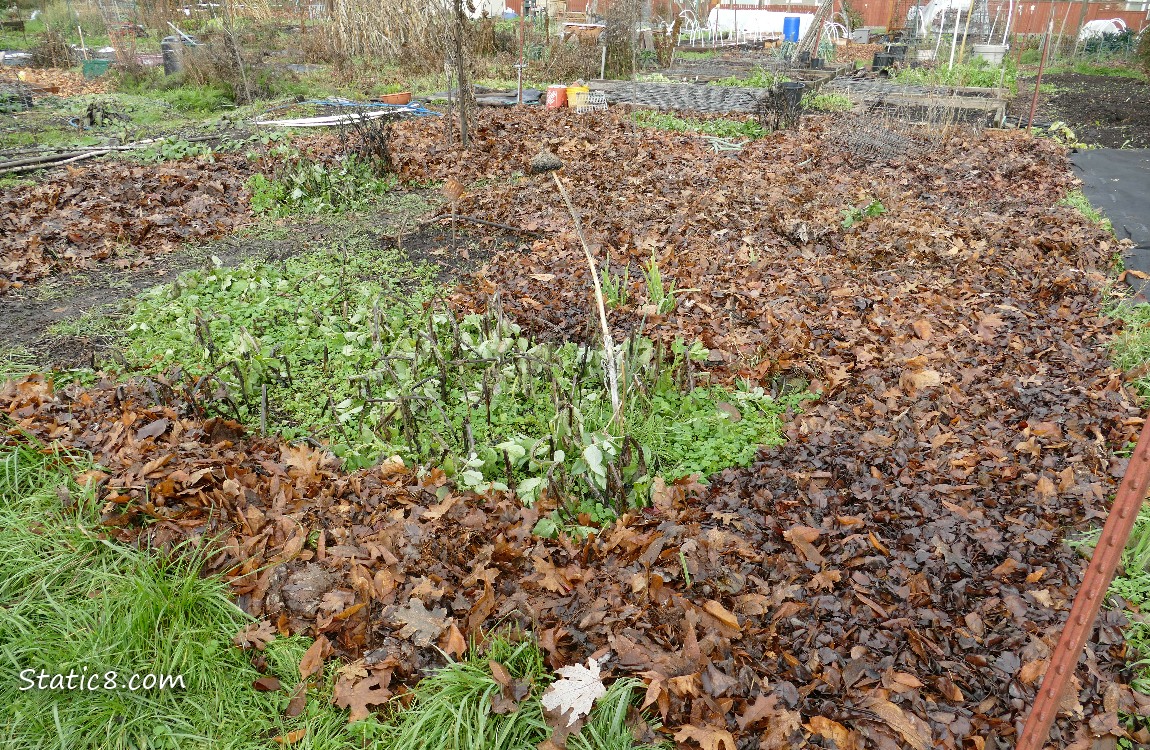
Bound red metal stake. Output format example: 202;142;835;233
1016;416;1150;750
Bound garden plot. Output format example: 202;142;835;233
4;104;1148;749
1013;70;1150;149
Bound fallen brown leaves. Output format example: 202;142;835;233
3;107;1147;748
6;66;110;96
0;156;255;293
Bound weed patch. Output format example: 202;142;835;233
118;248;810;524
632;110;767;139
802;92;853;112
710;66;784;88
893;57;1017;90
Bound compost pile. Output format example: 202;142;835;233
0;156;254;293
4;108;1149;748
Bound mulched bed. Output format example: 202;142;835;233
4;108;1150;749
1014;72;1150;149
0;155;256;294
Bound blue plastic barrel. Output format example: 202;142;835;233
783;16;801;42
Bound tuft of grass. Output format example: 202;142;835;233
1047;61;1148;81
0;345;39;381
1110;303;1150;401
374;637;668;750
1060;189;1113;234
0;442;379;749
1069;501;1150;694
632;110;767;139
374;637;550;750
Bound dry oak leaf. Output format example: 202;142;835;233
782;526;824;565
253;676;282;692
233;620;277;651
285;681;308;718
738;692;802;749
701;600;741;633
674;724;737;750
861;696;931;750
298;636;332;680
808;716;862;750
532;554;573;593
333;671;393;723
439;621;468;659
541;658;606;727
394;598;449;647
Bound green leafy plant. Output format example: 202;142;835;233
841;199;886;228
641;256;677;314
802;92;853;112
119;249;812;527
126;137;217;164
601;257;630;309
246;143;396;216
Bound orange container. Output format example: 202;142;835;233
545;85;568;109
376;91;412;105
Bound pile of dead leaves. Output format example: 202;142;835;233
0;156;255;293
6;66;110;97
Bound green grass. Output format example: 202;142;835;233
674;50;717;61
1070;499;1150;695
0;442;378;749
1047;61;1148;81
632;109;768;139
1099;293;1150;697
1060;189;1113;234
1110;303;1150;401
0;344;38;381
374;636;668;750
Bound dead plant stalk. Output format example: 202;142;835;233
549;172;621;423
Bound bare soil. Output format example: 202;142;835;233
1014;71;1150;148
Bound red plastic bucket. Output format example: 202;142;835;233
545;85;568;109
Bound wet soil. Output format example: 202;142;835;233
1013;72;1150;148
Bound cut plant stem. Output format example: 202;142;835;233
549;171;621;423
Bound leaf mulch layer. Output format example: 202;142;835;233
4;66;111;97
0;155;258;294
5;108;1150;748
